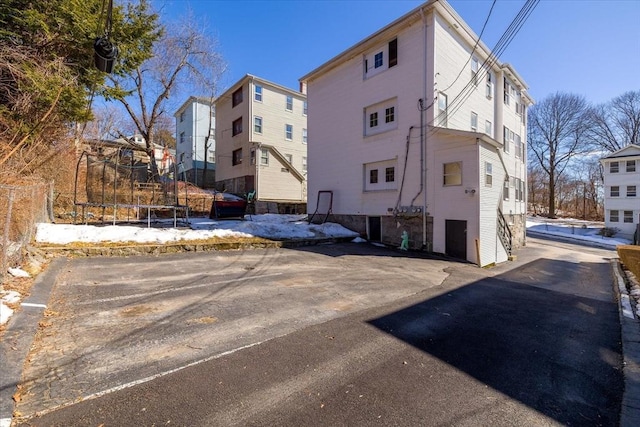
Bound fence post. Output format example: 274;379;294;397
2;188;15;283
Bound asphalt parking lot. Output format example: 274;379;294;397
3;239;633;426
13;243;453;417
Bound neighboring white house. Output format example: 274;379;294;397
299;0;532;266
174;96;216;187
600;144;640;240
215;74;307;212
111;134;176;175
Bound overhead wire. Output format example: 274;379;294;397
427;0;539;136
441;0;497;93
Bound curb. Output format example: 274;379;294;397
34;236;358;257
0;258;67;427
611;259;640;427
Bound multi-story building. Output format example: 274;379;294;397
600;144;640;240
300;0;532;266
174;96;216;187
215;74;307;213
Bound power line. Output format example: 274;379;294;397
430;0;539;135
441;0;497;93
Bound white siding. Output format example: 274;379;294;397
307;21;425;216
601;146;640;238
302;1;531;265
479;143;508;266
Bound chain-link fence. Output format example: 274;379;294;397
1;182;53;282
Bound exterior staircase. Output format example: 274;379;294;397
497;208;512;257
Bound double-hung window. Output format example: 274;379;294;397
471;57;479;86
627;160;636;172
503;126;510;153
485;120;492;137
374;52;383;68
611;186;620;197
260;148;269;165
610;210;619;222
254;116;262;134
285;124;293;140
286;95;293;111
443;162;462;186
484;162;493;187
628;185;637;197
624;210;634;223
232;117;243;136
610;161;619;173
438;93;448;127
254;85;263;102
503;178;509;200
232;148;242;165
504;78;510;105
232;88;243;107
515;134;522;159
302;128;307;144
471;112;478;131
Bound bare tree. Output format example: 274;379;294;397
154;114;176;149
527;162;548;216
82;105;134;141
102;13;224;179
569;156;605;220
528;92;592;218
587;90;640;152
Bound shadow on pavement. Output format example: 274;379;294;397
368;258;623;425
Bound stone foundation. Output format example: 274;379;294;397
329;214;433;251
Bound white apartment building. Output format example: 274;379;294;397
600;144;640;240
174;96;216;187
215;74;307;212
300;0;532;266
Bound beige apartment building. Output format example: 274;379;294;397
215;74;307;213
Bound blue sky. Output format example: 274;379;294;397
151;0;639;105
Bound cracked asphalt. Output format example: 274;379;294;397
3;239;628;426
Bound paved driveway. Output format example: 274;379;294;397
15;243;451;417
11;239;624;426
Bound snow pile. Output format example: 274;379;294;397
35;214;359;245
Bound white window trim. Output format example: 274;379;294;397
443;161;462;186
254;116;262;134
254;85;263;102
364;98;398;136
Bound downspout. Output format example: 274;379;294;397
194;101;198;187
249;77;256;199
421;6;428;250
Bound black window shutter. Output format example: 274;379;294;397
389;38;398;67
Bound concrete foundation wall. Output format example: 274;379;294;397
331;214;433;251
